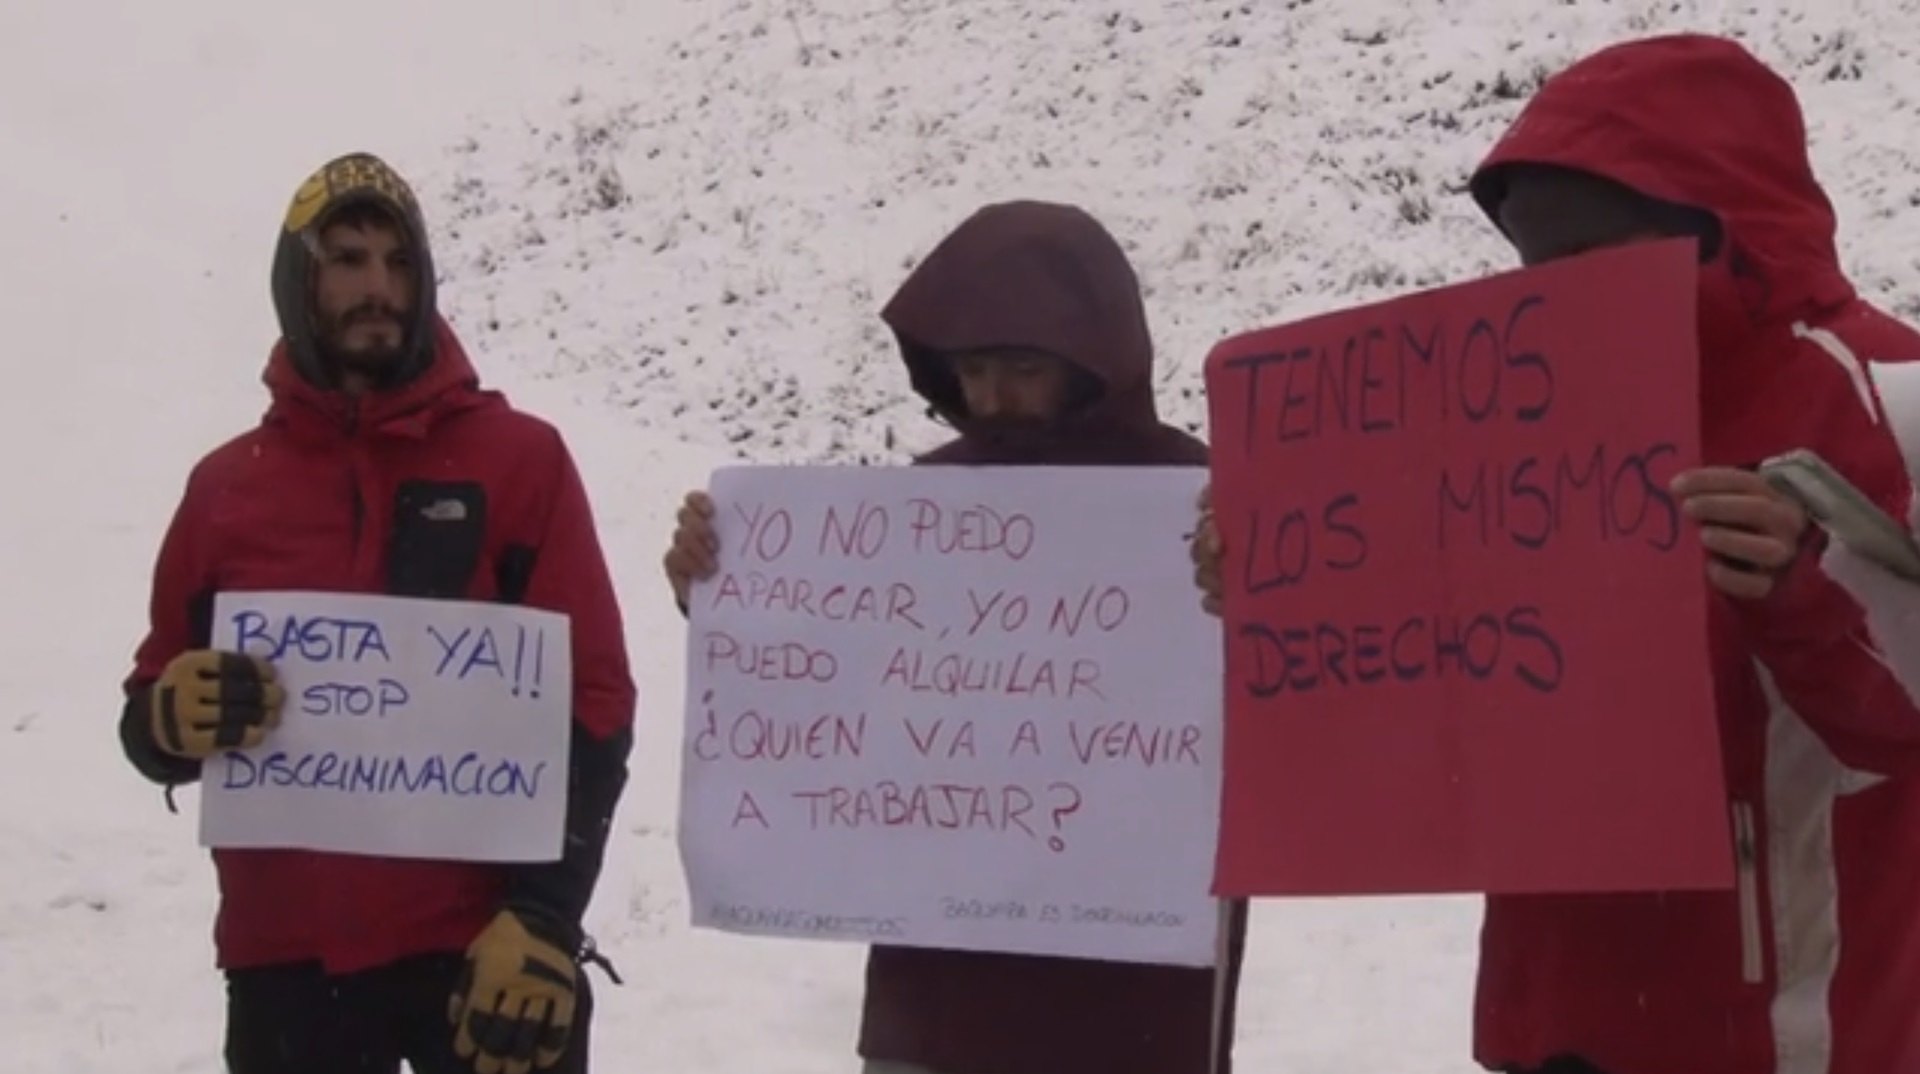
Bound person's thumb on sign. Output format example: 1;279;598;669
1671;466;1811;600
662;488;719;611
144;650;286;758
1190;482;1225;616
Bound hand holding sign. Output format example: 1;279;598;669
148;649;287;758
1672;466;1811;598
663;489;721;608
1189;484;1225;616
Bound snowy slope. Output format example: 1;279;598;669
427;0;1920;468
6;0;1920;1071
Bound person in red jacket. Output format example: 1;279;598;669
118;152;636;1074
1191;32;1920;1074
663;200;1247;1074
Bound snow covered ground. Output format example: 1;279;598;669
5;0;1919;1070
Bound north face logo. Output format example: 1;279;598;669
421;499;468;522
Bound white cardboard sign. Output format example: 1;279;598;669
199;591;572;863
678;465;1224;966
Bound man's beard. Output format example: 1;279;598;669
316;302;410;383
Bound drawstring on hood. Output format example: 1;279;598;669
269;152;439;391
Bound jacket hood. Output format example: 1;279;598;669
1470;33;1855;328
269;152;440;390
881;200;1171;461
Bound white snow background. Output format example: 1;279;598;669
5;0;1920;1070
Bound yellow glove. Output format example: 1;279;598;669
149;650;285;759
449;910;578;1074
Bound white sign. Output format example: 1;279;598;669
678;465;1224;967
1872;358;1920;488
200;591;572;863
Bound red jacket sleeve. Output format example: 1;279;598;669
120;466;216;784
1733;331;1920;777
502;428;636;940
521;431;636;742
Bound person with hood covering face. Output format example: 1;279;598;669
119;152;636;1074
663;200;1248;1074
1189;32;1920;1074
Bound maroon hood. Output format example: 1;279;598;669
882;200;1204;465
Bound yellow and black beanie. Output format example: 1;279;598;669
269;152;438;388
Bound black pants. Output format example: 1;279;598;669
223;953;594;1074
1506;1058;1606;1074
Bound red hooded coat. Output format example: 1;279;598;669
120;157;635;974
1469;35;1920;1074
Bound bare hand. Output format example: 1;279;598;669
1190;483;1224;617
662;490;719;608
1671;466;1809;600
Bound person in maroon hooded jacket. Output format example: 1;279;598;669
664;200;1247;1074
119;152;636;1074
1193;32;1920;1074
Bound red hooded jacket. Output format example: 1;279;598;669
120;157;635;973
1468;35;1920;1074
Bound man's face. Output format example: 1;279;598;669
948;348;1079;431
1495;167;1673;268
311;214;415;379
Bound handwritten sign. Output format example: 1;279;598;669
679;465;1222;966
1204;239;1728;896
200;591;572;863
